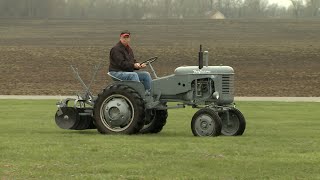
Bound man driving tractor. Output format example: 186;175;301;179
108;30;152;91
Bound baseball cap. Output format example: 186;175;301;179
120;30;131;37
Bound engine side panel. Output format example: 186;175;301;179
152;66;235;105
152;74;192;95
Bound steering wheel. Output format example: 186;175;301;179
140;56;158;65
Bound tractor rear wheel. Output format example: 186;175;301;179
191;108;222;137
93;84;145;134
140;109;168;134
219;108;246;136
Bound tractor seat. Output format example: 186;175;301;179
107;72;123;81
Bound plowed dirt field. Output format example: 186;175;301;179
1;19;319;96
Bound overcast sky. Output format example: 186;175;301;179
268;0;293;8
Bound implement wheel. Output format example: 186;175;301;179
219;108;246;136
55;107;79;130
93;84;145;134
191;108;222;137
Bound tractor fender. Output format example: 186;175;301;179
106;81;146;99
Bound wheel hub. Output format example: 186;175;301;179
103;98;131;127
63;115;69;120
200;120;209;129
195;115;215;136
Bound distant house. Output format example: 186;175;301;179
206;11;226;19
141;13;157;19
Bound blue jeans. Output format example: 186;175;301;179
109;71;152;91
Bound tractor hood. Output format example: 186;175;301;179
174;66;234;75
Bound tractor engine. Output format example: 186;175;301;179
152;65;234;106
191;78;214;98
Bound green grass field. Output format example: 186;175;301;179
0;100;319;179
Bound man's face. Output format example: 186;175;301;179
120;35;130;46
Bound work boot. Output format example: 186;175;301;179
145;89;151;96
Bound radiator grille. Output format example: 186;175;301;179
222;75;234;95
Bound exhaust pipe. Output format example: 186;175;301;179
198;45;203;69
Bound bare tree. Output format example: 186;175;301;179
305;0;320;16
0;0;303;19
242;0;268;17
164;0;172;18
290;0;304;18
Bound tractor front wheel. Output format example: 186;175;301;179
219;108;246;136
93;84;145;134
191;108;222;137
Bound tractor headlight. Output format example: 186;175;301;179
212;91;220;100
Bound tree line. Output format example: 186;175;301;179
0;0;319;19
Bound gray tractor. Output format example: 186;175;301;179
55;45;246;137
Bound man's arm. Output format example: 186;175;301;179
130;50;146;69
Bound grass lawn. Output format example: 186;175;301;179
0;100;319;179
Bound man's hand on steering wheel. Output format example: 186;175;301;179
134;63;143;69
140;63;147;68
134;62;147;69
140;56;158;65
